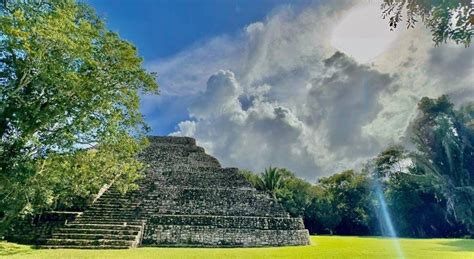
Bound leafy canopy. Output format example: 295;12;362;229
0;0;157;233
410;95;474;232
381;0;473;46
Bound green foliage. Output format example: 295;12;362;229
372;146;465;237
0;0;157;234
384;171;466;237
310;170;374;235
243;167;375;236
256;167;284;198
366;96;474;237
410;95;474;234
239;169;260;188
275;169;312;217
241;168;313;218
381;0;473;46
374;145;407;177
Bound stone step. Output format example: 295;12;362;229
82;212;141;217
92;196;140;200
99;190;146;195
73;221;144;226
64;223;142;230
84;208;140;212
90;203;141;208
97;195;141;200
87;206;142;211
142;188;288;217
145;144;204;153
78;214;143;220
42;238;135;246
84;210;141;215
150;161;221;169
52;233;138;240
152;165;226;172
143;207;288;218
89;204;141;209
38;245;130;249
93;199;141;204
150;168;253;189
147;214;303;230
57;228;139;235
92;198;140;203
74;218;143;222
80;210;141;215
143;226;310;247
73;220;144;225
146;136;196;145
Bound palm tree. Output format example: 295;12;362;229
257;167;283;198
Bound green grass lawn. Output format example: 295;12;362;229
1;236;473;259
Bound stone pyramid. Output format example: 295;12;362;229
39;136;310;248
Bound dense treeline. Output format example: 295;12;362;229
243;95;474;238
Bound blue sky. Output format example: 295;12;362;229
87;0;306;60
85;0;473;179
86;0;310;135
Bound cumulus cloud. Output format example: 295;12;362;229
171;70;317;178
300;51;397;174
157;1;473;181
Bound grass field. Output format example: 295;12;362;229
1;236;473;259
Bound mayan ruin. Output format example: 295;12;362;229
32;136;310;248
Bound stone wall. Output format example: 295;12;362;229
145;225;309;247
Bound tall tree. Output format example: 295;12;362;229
410;95;474;234
0;0;158;235
373;146;467;237
275;169;312;217
381;0;473;46
313;170;374;235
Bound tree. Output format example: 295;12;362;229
374;145;408;177
373;146;467;237
311;170;374;235
256;167;284;198
410;95;474;234
242;168;313;218
275;169;312;217
0;0;158;235
305;185;342;235
381;0;473;46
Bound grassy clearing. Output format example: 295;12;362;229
1;236;473;259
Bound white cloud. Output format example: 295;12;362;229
170;121;196;137
330;2;401;63
146;36;244;96
151;0;474;181
172;70;317;178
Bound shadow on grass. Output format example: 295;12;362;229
438;239;474;252
0;241;34;256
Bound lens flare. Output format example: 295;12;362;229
373;178;405;259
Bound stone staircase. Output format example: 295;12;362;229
38;188;146;249
37;136;310;248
